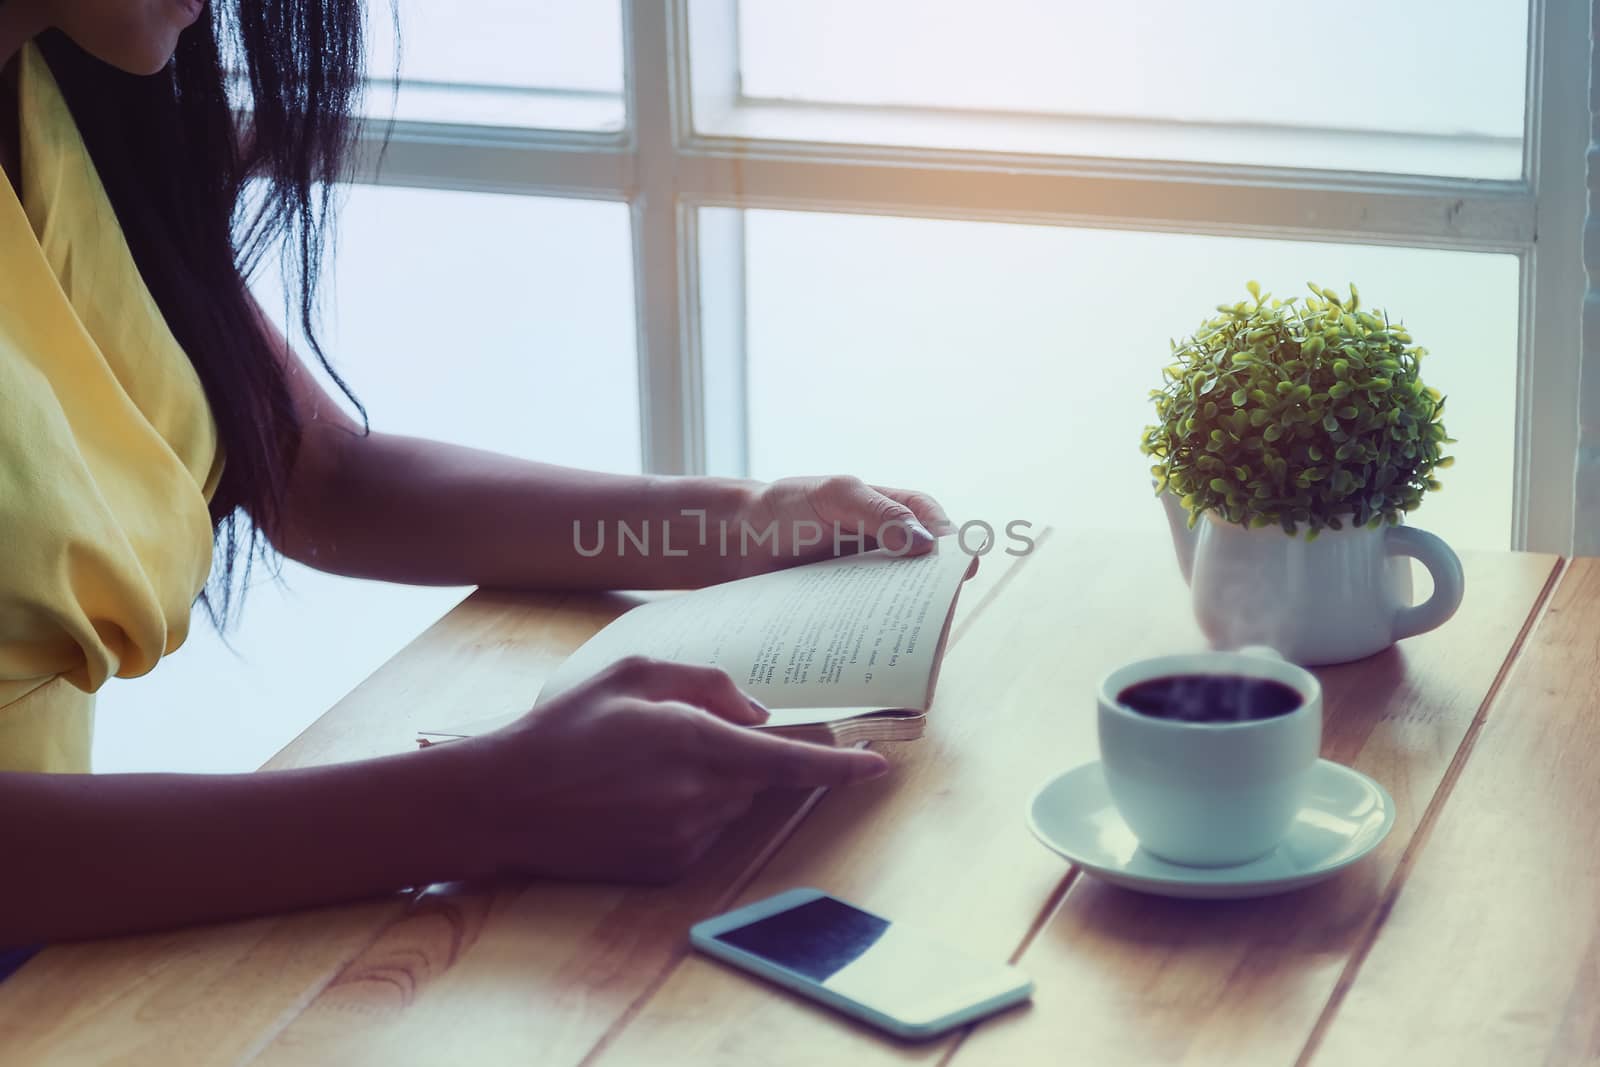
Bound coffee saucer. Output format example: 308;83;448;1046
1026;760;1394;899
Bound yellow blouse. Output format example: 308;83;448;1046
0;44;222;773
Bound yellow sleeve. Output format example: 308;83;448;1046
0;42;221;771
0;343;178;705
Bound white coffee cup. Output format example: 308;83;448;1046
1096;647;1322;867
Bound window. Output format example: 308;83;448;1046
734;2;1528;140
363;1;625;129
263;186;640;473
297;1;1591;553
551;0;1569;555
735;210;1519;553
723;1;1530;178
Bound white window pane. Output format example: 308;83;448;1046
96;190;638;774
741;210;1517;554
364;1;625;129
308;187;641;472
726;1;1527;178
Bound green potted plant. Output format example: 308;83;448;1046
1142;282;1465;665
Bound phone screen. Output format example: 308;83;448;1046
711;895;1018;1024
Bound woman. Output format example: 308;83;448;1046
0;1;953;953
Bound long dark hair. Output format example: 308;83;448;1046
35;3;369;621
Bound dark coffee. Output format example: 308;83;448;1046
1117;673;1302;724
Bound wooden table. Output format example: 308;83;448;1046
4;531;1596;1066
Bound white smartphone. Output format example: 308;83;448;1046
689;888;1034;1040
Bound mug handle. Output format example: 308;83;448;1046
1385;525;1466;641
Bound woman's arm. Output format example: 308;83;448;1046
0;743;484;947
280;426;763;590
0;660;885;949
259;309;952;590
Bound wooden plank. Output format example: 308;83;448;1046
0;901;410;1067
0;588;626;1066
589;540;1558;1067
1308;557;1600;1067
945;549;1560;1067
240;543;1030;1067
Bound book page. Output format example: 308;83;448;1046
758;705;888;729
536;538;977;712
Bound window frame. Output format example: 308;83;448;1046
347;0;1592;554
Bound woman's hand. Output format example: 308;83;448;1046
456;656;888;883
728;475;956;577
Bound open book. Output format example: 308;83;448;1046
416;538;978;748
